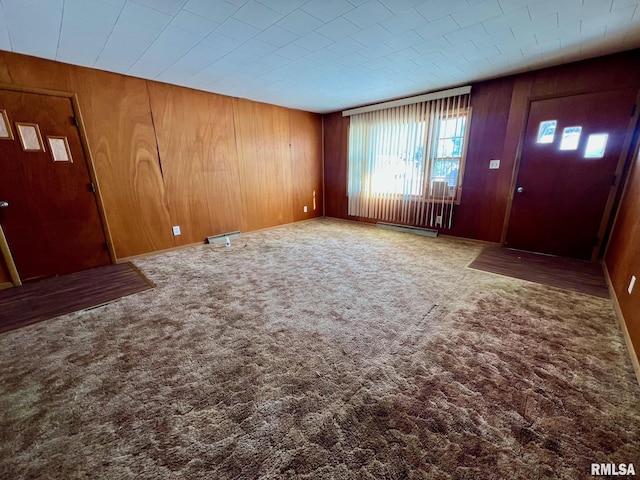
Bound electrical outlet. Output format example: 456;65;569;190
435;215;443;225
489;159;500;169
629;275;636;294
303;205;308;213
172;225;181;236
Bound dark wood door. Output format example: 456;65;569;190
0;90;111;281
505;88;638;260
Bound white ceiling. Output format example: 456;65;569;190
0;0;639;113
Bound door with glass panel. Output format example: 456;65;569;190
505;88;638;261
0;89;111;281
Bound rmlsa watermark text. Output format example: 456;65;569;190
591;463;636;476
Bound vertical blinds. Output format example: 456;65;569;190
347;88;471;228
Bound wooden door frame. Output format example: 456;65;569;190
0;84;116;285
500;87;640;262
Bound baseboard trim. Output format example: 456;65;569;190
377;222;438;237
602;263;640;387
0;281;13;291
118;217;325;263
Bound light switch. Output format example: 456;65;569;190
489;159;500;169
172;225;181;236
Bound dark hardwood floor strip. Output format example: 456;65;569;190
468;246;609;298
0;263;153;334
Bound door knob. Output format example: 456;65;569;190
0;201;8;208
516;186;524;193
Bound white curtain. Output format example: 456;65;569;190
347;92;470;228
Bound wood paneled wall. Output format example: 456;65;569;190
233;99;294;232
324;49;640;241
606;147;640;360
323;47;640;371
0;51;322;271
323;112;350;219
290;110;323;223
444;77;514;241
80;70;175;256
147;83;242;246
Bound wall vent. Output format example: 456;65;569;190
206;231;241;245
376;222;438;238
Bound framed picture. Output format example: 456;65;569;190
15;122;45;152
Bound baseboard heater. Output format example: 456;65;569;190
376;222;438;238
206;231;241;245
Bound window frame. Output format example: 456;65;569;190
425;108;471;204
346;107;472;205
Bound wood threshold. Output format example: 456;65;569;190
0;262;153;334
467;245;609;298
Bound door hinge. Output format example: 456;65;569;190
612;175;617;186
594;236;599;246
104;241;109;250
632;104;637;117
88;182;96;193
72;116;80;127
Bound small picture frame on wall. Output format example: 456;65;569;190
46;136;73;163
0;110;13;140
15;122;45;152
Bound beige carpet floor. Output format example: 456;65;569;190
1;218;638;479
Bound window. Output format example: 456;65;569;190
367;120;426;196
430;115;466;197
351;112;469;200
584;133;608;158
346;91;471;228
559;126;582;150
537;120;557;144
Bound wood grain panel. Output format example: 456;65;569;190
0;51;74;91
233;99;293;232
148;83;242;245
290;110;323;221
323;112;350;218
529;49;640;98
72;71;174;258
606;146;640;358
446;76;516;242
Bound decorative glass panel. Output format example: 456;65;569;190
0;110;13;140
47;136;73;163
537;120;556;144
584;133;608;159
559;126;582;150
16;122;45;152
